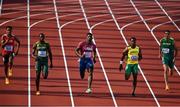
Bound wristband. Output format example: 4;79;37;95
120;61;123;64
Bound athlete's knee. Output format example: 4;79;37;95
88;71;93;77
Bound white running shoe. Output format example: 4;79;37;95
85;88;92;94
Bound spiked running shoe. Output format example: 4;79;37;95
85;88;92;94
5;78;10;85
36;91;40;96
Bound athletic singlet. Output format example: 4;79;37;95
34;41;50;58
126;46;139;64
77;41;96;58
160;37;175;57
1;34;15;55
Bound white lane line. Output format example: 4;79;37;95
79;0;118;107
154;0;180;31
104;0;160;106
151;19;180;76
53;0;74;106
129;1;161;106
0;0;3;15
27;0;31;107
0;12;52;26
0;3;53;107
0;11;25;17
91;15;136;29
61;14;109;28
30;13;80;28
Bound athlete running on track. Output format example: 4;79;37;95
75;33;97;94
159;30;177;91
119;37;142;96
1;26;20;85
32;33;53;95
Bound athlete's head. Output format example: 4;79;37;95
6;26;13;36
86;33;93;43
39;33;45;42
165;30;170;39
130;37;136;47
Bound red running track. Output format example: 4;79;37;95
0;0;180;106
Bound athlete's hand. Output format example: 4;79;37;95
119;64;123;72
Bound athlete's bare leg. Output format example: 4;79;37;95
163;64;169;90
132;72;137;96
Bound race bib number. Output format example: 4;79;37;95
130;55;138;61
162;48;169;54
38;51;47;57
4;45;13;51
84;52;92;58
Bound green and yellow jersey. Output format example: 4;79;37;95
33;41;50;61
126;46;139;64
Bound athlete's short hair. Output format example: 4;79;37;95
87;32;93;37
39;33;45;38
6;26;12;30
130;37;136;41
165;30;170;34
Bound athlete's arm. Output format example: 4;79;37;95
138;47;142;61
119;47;128;71
14;36;20;55
48;44;53;68
93;46;97;63
75;42;84;58
32;43;37;59
1;35;10;48
159;39;162;58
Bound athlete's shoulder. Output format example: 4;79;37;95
80;41;86;44
78;41;86;46
170;37;174;41
45;41;50;47
136;45;140;48
44;41;49;44
1;34;7;38
35;41;40;44
127;45;131;49
161;37;166;40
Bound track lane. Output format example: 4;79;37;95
0;1;28;106
29;0;72;106
55;0;116;106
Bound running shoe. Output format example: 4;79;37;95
36;91;40;96
85;88;92;94
5;78;10;85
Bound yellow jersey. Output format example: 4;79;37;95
126;46;139;64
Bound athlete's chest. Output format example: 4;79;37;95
37;44;48;50
82;45;94;52
4;36;15;44
128;48;139;55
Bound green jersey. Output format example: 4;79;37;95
33;41;50;61
160;37;175;57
